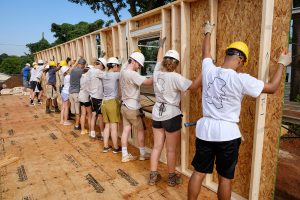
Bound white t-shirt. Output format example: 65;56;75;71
62;74;70;94
29;68;37;81
152;62;192;121
102;72;120;100
35;65;44;81
78;74;89;102
120;68;146;110
86;68;105;99
196;58;264;141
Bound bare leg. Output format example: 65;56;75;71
86;106;92;132
63;101;69;122
121;125;131;148
165;130;181;173
217;175;232;200
91;112;97;132
137;129;145;148
103;123;110;148
110;123;118;149
80;106;86;132
188;171;206;200
75;114;80;127
98;114;104;134
150;128;165;171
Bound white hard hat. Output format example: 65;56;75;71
45;65;50;69
97;58;107;68
164;50;180;61
107;57;120;65
130;52;145;67
61;66;70;74
38;59;44;65
25;63;30;67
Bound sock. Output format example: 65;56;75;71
90;130;96;138
122;147;128;157
139;147;145;156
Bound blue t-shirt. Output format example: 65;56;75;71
22;67;30;81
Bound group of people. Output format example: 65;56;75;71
22;22;291;200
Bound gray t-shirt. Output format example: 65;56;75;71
69;68;83;94
120;68;146;110
102;72;120;100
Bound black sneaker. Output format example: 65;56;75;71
30;100;34;106
54;107;60;113
112;146;122;154
46;108;51;114
102;145;112;153
37;100;42;105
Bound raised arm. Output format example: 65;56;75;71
157;37;166;63
202;21;214;59
262;49;291;94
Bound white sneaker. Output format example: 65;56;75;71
139;152;151;161
90;131;96;138
122;154;137;163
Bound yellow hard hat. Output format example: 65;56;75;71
133;48;141;53
60;60;68;67
226;41;249;66
49;61;57;67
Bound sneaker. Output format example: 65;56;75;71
139;152;151;161
168;173;182;187
63;121;72;126
37;100;42;105
46;108;51;114
80;129;88;135
102;145;112;153
90;131;96;138
54;107;60;113
30;100;34;106
122;154;137;163
148;172;161;186
74;125;81;130
96;135;104;141
112;146;122;154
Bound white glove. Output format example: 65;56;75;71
204;21;215;35
278;51;292;66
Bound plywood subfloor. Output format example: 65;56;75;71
0;95;216;200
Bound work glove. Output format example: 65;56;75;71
278;49;292;66
159;37;166;48
203;21;215;35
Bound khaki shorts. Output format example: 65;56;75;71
101;99;120;123
46;85;58;99
121;105;143;130
69;93;80;114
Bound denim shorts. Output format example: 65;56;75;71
61;92;69;102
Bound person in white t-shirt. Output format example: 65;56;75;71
120;51;153;162
101;57;122;153
86;57;106;139
188;21;292;200
60;66;72;126
30;60;45;105
78;65;92;135
148;38;202;187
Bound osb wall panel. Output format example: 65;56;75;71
106;31;113;58
188;0;209;169
136;13;161;30
260;0;292;199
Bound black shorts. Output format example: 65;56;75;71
91;98;102;114
30;81;43;91
192;138;241;179
152;114;182;132
80;101;91;107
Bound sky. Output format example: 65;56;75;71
0;0;131;56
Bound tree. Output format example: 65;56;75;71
0;53;9;66
0;56;22;74
26;34;51;54
51;19;107;46
67;0;174;22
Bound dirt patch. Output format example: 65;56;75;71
275;136;300;200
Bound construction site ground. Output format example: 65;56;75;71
0;95;217;200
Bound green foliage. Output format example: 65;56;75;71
295;94;300;102
26;37;51;54
0;54;33;75
50;19;105;46
67;0;174;22
0;53;9;66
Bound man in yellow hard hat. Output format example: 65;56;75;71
188;21;292;200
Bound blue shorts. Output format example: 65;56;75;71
61;92;69;102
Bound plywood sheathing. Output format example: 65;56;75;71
259;0;292;199
0;95;217;200
105;30;113;58
134;13;162;31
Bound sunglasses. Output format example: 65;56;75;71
226;49;245;60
